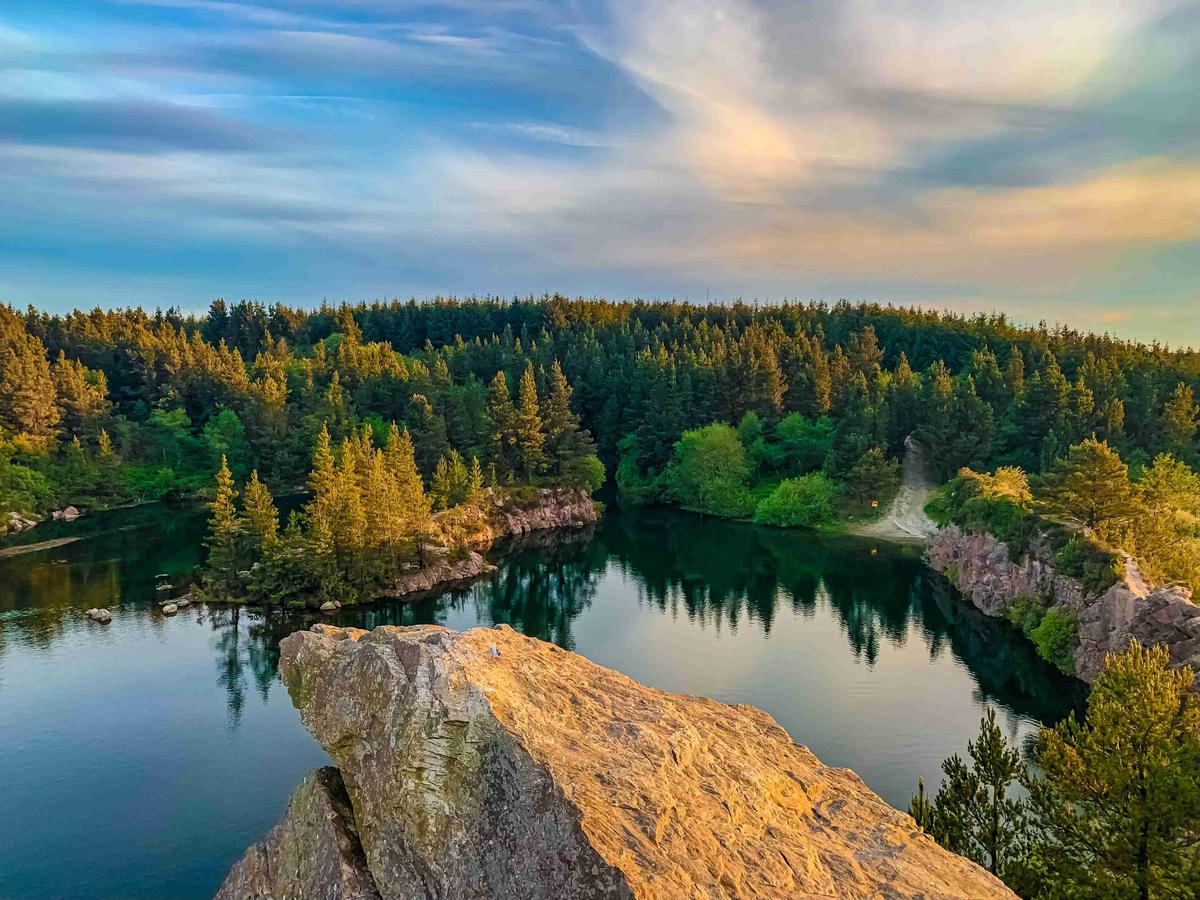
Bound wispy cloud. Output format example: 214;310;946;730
0;0;1197;344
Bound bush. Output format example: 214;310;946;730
753;473;837;528
1053;535;1123;595
0;458;57;515
1006;594;1047;636
1029;607;1077;675
665;423;753;517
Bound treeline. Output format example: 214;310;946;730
910;643;1199;899
2;296;1197;528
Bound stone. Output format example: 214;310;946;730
86;608;112;624
175;597;191;609
320;601;338;613
161;603;178;615
215;766;381;900
52;506;81;522
260;623;1012;899
928;526;1200;683
5;511;37;533
381;550;496;600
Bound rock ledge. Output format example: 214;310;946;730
219;623;1012;899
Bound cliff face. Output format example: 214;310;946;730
928;525;1200;682
218;623;1014;899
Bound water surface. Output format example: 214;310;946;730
0;502;1082;899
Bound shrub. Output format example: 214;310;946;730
1006;594;1047;636
1029;607;1077;675
1054;535;1123;595
753;473;837;528
665;423;753;517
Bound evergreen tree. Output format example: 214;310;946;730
930;708;1028;879
240;469;278;554
486;371;519;476
1037;438;1133;538
204;455;240;594
1024;643;1200;900
515;363;547;478
1162;382;1198;456
0;318;59;443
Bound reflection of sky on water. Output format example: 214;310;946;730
0;501;1083;898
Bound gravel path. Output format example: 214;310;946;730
858;437;938;543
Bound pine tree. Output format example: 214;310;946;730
466;454;484;502
1037;438;1132;538
305;423;337;554
204;455;240;594
930;708;1028;879
1162;382;1198;455
486;370;519;475
240;469;279;554
385;423;431;546
0;321;60;443
514;364;547;478
1024;643;1200;900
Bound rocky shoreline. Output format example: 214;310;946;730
218;623;1013;899
928;525;1200;683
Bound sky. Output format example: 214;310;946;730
1;1;1198;345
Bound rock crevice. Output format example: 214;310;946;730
219;623;1013;899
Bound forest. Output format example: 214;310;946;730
2;295;1198;595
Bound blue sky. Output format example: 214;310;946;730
1;1;1198;344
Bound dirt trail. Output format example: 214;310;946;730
858;437;938;543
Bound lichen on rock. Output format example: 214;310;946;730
219;623;1013;899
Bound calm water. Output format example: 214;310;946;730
0;503;1083;899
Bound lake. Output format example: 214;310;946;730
0;502;1083;899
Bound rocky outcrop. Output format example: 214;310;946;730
216;766;381;900
929;525;1200;682
86;608;112;624
382;548;495;599
4;511;38;534
435;487;598;548
218;623;1014;899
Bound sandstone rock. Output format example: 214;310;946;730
51;506;81;522
928;526;1200;683
216;766;381;900
320;601;337;613
86;608;112;624
161;603;178;615
266;623;1012;899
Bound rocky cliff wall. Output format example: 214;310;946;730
218;623;1014;899
928;525;1200;682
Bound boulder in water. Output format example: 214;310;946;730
86;608;112;624
160;603;178;615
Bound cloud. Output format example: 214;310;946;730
0;98;267;151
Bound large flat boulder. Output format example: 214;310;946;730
216;766;381;900
264;623;1011;899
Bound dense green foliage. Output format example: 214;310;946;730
753;474;837;527
941;438;1200;596
2;296;1196;538
913;643;1200;898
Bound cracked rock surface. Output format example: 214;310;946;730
219;623;1013;899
